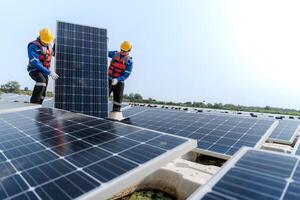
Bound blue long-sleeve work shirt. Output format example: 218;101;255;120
27;39;55;76
108;51;133;82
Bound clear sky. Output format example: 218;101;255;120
0;0;299;109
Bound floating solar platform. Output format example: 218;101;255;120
188;147;300;200
123;108;277;159
55;21;108;118
268;120;300;145
0;107;196;200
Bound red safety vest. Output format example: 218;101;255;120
108;52;129;78
30;40;53;68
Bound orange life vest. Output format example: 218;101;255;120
108;52;129;78
30;40;53;68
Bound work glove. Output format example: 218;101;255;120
50;71;59;80
111;78;118;86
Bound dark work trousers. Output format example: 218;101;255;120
109;79;124;112
29;70;48;104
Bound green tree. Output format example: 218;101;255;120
133;93;143;101
123;94;129;100
185;101;192;106
0;81;21;93
206;103;213;108
128;93;135;101
213;103;223;109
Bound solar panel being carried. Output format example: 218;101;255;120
55;21;108;118
188;147;300;200
0;107;196;200
268;120;300;144
123;108;277;159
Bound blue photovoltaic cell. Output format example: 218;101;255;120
55;21;108;118
123;107;275;157
0;107;191;200
293;136;300;156
295;147;300;156
189;148;300;200
122;106;150;117
269;120;300;144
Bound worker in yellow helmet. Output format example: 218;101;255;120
27;28;59;104
108;41;133;118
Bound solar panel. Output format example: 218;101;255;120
268;120;300;144
123;108;277;159
188;147;300;200
122;106;150;117
0;107;196;200
55;21;108;118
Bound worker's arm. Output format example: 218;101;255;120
117;58;133;82
28;44;51;75
108;51;117;58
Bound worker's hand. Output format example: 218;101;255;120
111;78;118;85
50;71;59;80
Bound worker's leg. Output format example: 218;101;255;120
29;71;47;104
39;75;48;104
112;82;124;112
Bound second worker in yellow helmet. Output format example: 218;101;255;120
108;41;133;112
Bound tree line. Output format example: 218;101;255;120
1;81;299;116
0;81;53;97
124;93;300;117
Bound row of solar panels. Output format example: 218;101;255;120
1;105;300;200
2;94;299;151
124;105;300;144
0;107;196;200
126;103;300;120
122;106;300;158
1;95;299;159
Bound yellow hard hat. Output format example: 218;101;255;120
120;41;132;52
39;28;54;44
